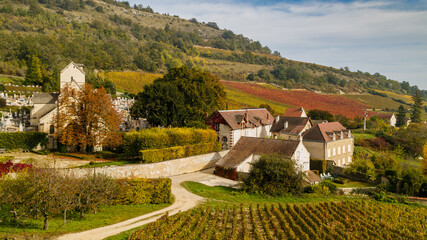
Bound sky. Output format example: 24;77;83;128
129;0;427;90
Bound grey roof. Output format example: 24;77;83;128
33;93;59;104
216;137;300;169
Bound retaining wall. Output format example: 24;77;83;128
66;150;229;179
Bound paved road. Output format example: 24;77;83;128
56;169;237;240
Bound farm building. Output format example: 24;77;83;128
205;109;274;150
303;122;354;167
270;116;313;140
215;137;310;180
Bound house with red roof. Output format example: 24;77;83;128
215;137;310;180
303;122;354;167
270;116;313;140
205;108;274;149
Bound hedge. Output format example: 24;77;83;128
310;159;328;173
0;132;48;150
116;178;172;204
123;128;218;157
140;142;221;163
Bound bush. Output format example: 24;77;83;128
140;142;220;163
123;128;218;157
242;154;303;196
333;177;349;184
319;181;337;194
0;132;48;150
116;178;172;204
400;166;424;196
344;157;376;180
310;159;328;173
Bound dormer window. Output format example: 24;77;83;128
332;133;336;140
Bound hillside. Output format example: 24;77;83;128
0;0;425;97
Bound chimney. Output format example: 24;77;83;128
244;111;248;122
284;121;288;129
267;114;270;120
275;115;280;122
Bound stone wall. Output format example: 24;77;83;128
65;150;229;179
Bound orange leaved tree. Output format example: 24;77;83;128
54;84;122;152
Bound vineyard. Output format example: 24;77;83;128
222;81;371;117
131;200;426;240
99;72;162;94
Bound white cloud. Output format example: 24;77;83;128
129;0;427;89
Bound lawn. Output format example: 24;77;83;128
181;181;360;206
0;203;171;239
324;179;375;188
352;133;377;140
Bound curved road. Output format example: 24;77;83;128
56;170;237;240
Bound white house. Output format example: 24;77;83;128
215;137;310;180
206;108;274;149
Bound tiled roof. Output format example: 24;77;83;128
33;93;59;104
210;109;274;130
270;117;312;135
306;170;322;183
303;122;351;142
284;107;305;117
216;137;299;169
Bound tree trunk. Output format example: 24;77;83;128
80;210;84;219
44;216;49;231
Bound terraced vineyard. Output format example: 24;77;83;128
99;72;162;94
130;201;426;240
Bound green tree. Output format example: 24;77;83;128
242;154;304;196
396;105;406;127
307;109;335;122
131;66;226;127
391;123;427;157
25;55;43;86
259;103;276;116
344;157;376;180
410;90;423;123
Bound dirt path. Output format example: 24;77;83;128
56;170;237;240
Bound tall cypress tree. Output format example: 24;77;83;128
410;90;423;123
25;55;43;86
396;105;406;127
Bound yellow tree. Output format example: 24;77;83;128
55;84;122;152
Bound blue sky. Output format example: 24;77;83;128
129;0;427;90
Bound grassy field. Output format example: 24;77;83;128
181;181;354;205
344;94;410;110
0;74;24;85
352;133;377;140
0;203;170;239
324;179;375;188
99;72;162;94
224;84;292;114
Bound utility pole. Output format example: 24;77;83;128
363;109;367;131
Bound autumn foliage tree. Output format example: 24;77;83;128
54;84;121;152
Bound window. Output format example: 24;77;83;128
49;125;54;134
327;149;331;158
215;123;220;132
338;147;341;155
222;136;228;142
348;144;351;152
333;148;336;156
338;159;341;166
342;146;345;153
348;156;352;163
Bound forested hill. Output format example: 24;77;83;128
0;0;425;98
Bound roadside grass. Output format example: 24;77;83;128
181;181;362;206
224;84;292;115
0;203;171;239
78;160;134;168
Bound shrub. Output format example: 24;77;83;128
123;128;218;157
116;178;172;204
140;142;220;163
333;177;348;184
318;181;337;194
0;132;48;150
344;157;376;180
242;154;303;196
400;166;424;196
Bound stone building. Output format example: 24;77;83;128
302;122;354;167
205;108;274;150
270;116;313;140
